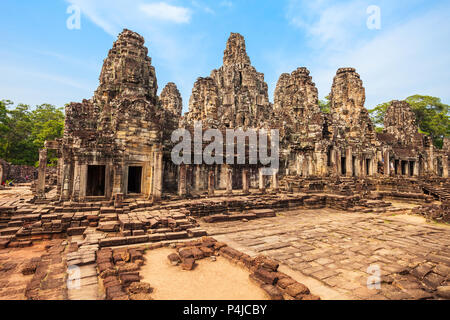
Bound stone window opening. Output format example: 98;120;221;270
86;165;106;197
128;166;143;194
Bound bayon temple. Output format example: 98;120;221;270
36;29;448;202
1;29;450;302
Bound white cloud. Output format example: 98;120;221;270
191;1;215;15
285;0;450;107
139;2;192;23
220;1;233;8
287;0;368;50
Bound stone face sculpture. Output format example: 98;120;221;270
184;32;272;129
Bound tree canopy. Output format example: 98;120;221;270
0;100;64;166
319;95;330;114
368;95;450;149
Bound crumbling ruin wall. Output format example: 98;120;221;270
0;159;37;183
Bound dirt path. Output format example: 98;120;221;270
140;247;268;300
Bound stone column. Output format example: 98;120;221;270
61;163;71;201
226;165;233;195
414;160;420;177
272;169;279;191
153;148;163;202
0;163;3;184
336;150;342;176
405;160;410;176
443;156;449;178
384;150;390;176
330;148;337;176
113;163;124;195
79;164;87;199
429;145;434;175
56;158;63;199
114;193;124;208
259;168;265;192
208;169;215;196
178;163;187;197
242;168;249;194
195;165;202;191
72;160;81;200
36;149;47;198
372;157;377;176
346;148;352;177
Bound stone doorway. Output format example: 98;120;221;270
128;166;142;194
86;165;106;196
341;157;346;175
409;161;415;176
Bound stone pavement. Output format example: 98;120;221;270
201;208;450;300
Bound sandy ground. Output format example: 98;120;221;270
0;241;50;300
140;247;268;300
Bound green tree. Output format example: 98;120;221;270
0;101;65;166
368;102;390;133
319;95;330;114
368;95;450;148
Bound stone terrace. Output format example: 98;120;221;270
202;207;450;300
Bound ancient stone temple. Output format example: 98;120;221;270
183;32;272;129
36;29;449;202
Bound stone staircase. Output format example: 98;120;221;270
420;182;450;203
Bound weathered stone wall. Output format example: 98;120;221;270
0;159;37;183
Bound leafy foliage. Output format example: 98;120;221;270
368;95;450;148
0;100;64;166
319;95;330;114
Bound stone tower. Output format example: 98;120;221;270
273;67;324;145
329;68;375;144
185;32;271;129
384;100;423;147
160;82;183;116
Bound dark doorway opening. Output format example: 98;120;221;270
352;156;356;177
401;161;407;175
409;161;415;176
394;160;399;175
437;157;443;177
341;157;346;175
128;166;142;194
366;159;371;176
327;147;332;167
87;165;105;196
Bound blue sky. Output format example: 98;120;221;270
1;0;449;113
